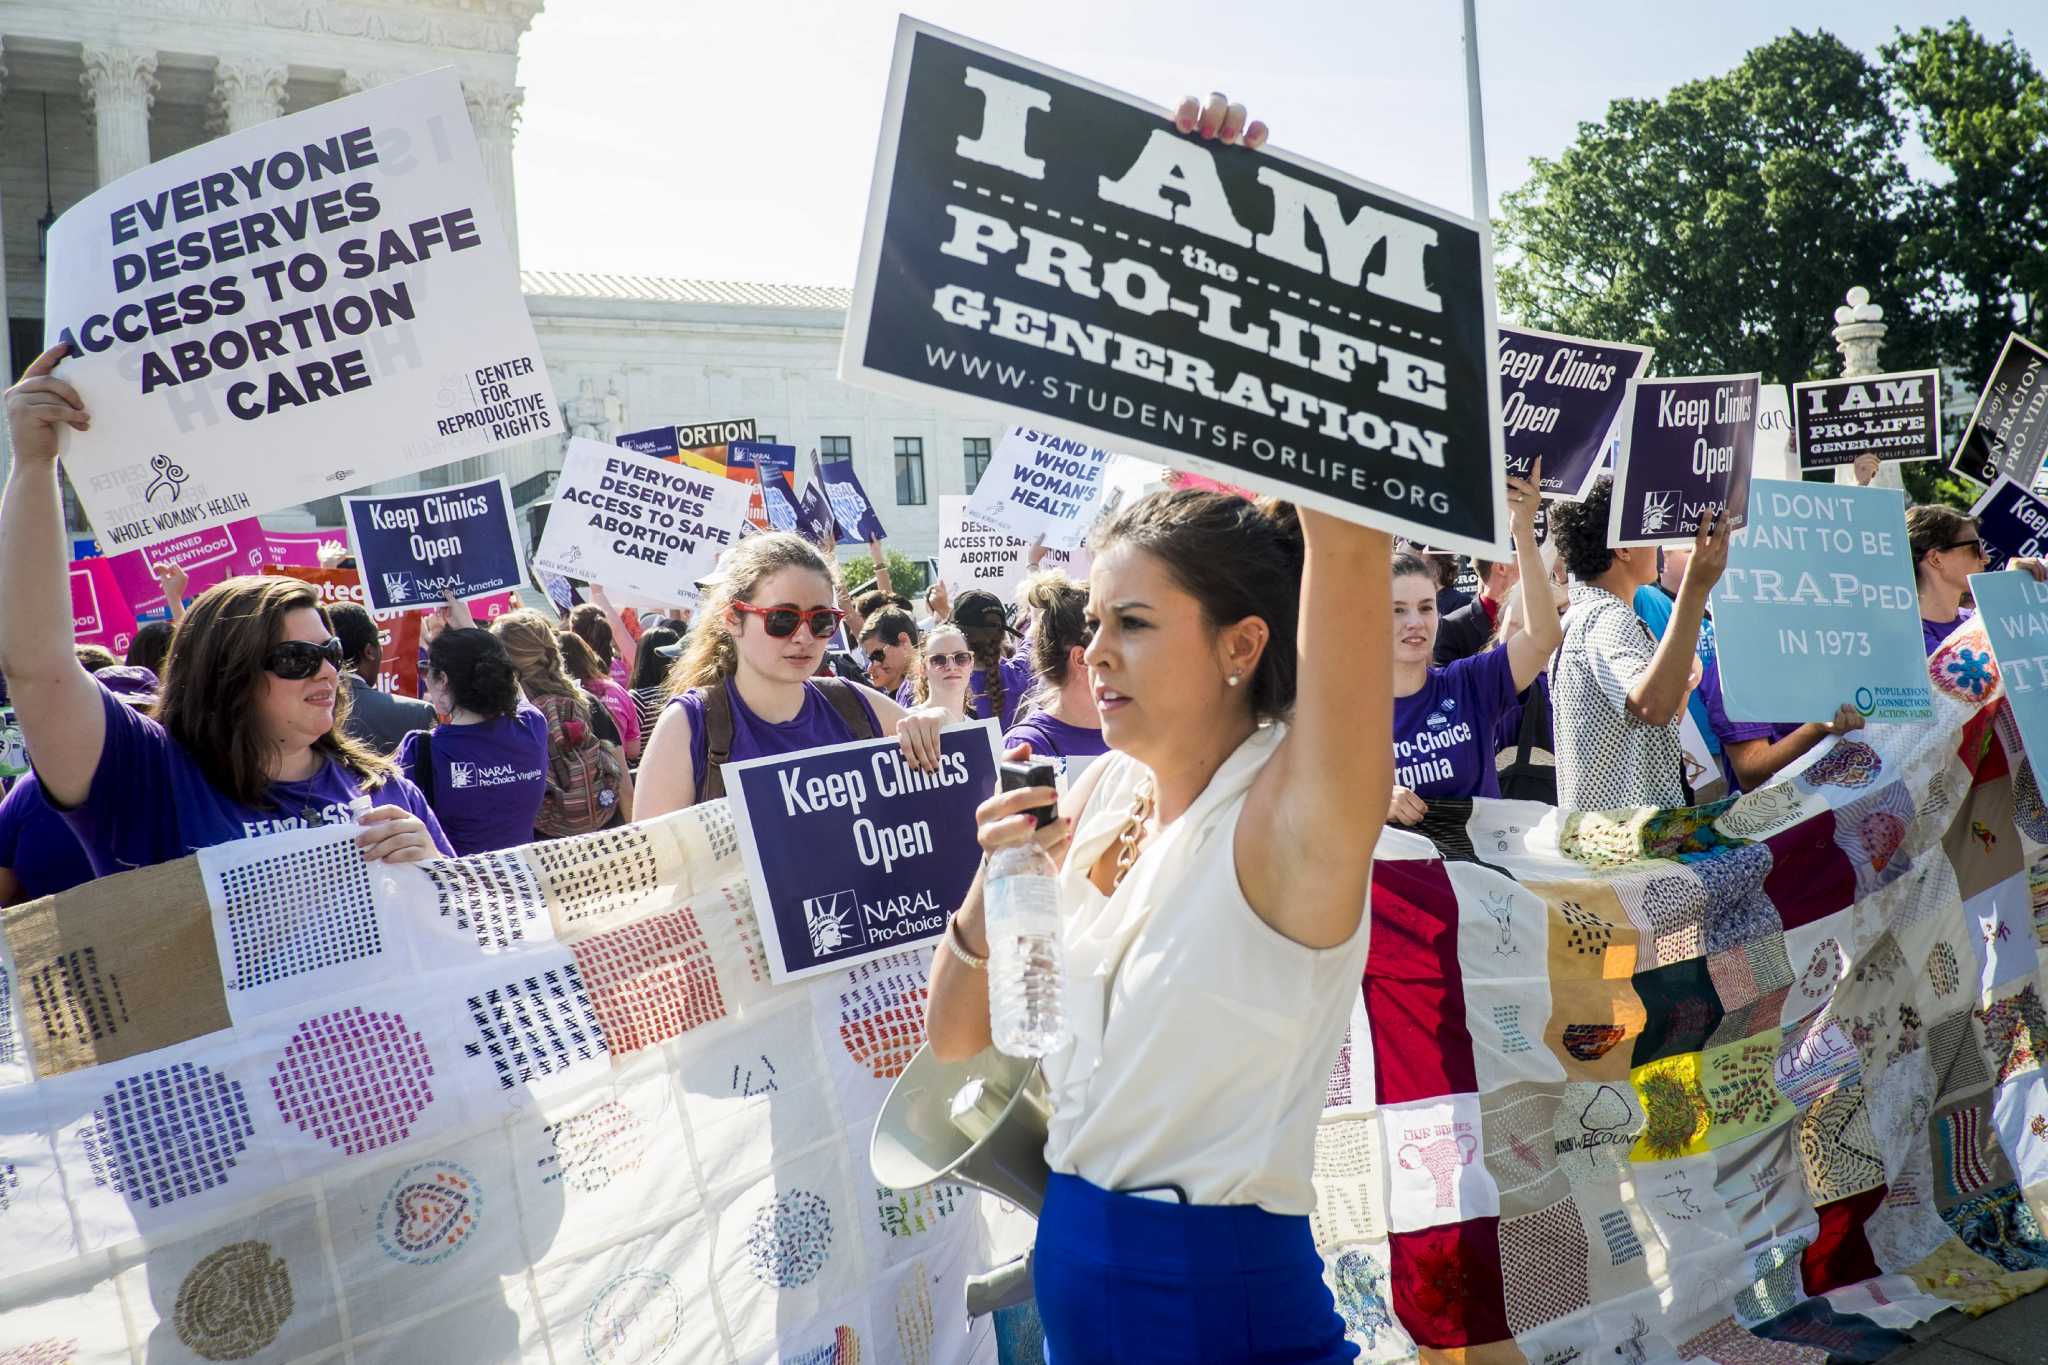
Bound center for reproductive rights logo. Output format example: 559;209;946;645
803;890;865;959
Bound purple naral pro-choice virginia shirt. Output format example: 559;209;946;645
1002;712;1108;767
671;679;881;804
397;704;549;856
1391;646;1519;799
48;681;452;877
1924;609;1972;657
0;774;95;900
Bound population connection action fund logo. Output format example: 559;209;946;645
803;890;864;960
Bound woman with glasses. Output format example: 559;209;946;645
913;625;976;724
0;345;449;872
635;532;947;815
1387;463;1558;825
1908;505;2048;656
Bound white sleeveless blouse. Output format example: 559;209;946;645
1039;723;1371;1214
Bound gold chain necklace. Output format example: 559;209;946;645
1111;780;1156;891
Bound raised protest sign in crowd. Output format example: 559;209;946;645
8;18;2048;1365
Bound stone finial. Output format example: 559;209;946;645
1832;285;1887;379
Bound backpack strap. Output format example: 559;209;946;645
416;729;436;807
697;680;736;803
813;677;880;741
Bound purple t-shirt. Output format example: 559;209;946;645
1003;712;1108;763
0;774;95;900
396;705;549;856
970;655;1035;730
50;681;452;877
1924;610;1972;656
1392;646;1518;799
671;680;882;804
1697;657;1800;793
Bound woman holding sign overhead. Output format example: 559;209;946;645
634;532;949;814
0;344;451;871
1386;462;1559;823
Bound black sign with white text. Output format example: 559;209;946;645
1792;368;1941;471
841;19;1506;557
1951;333;2048;487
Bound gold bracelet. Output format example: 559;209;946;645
944;916;987;970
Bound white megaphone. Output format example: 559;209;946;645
872;1042;1051;1315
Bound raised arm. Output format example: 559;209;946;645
153;560;191;625
1627;510;1729;725
1240;511;1392;948
0;344;107;807
587;583;637;675
1502;463;1561;689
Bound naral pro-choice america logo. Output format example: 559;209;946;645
803;890;864;959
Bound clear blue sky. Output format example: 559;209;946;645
511;1;2048;287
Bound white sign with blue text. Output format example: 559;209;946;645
723;721;1003;983
1710;479;1932;724
965;425;1117;551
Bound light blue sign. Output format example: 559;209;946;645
1710;479;1932;724
1970;571;2048;756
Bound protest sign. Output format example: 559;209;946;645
841;17;1508;558
1951;333;2048;487
260;525;345;567
106;515;267;616
615;423;679;460
1793;368;1941;471
937;495;1083;599
263;564;421;694
342;473;523;613
1608;373;1760;546
0;708;25;782
1971;571;2048;760
1708;479;1931;724
1970;476;2048;571
756;453;805;533
724;721;1001;981
963;425;1115;550
70;556;139;655
531;436;750;601
796;479;836;545
727;440;799;530
1751;384;1796;483
43;70;553;552
1495;326;1652;500
816;453;888;541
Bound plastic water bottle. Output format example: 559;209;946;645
984;840;1069;1057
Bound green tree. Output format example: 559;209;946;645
1883;20;2048;377
838;546;929;599
1497;30;1922;386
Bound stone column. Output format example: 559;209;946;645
1829;286;1904;491
80;44;158;185
212;59;288;133
464;81;524;268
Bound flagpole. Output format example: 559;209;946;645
1462;0;1490;225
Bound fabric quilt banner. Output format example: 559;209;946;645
1312;615;2048;1361
0;801;1016;1363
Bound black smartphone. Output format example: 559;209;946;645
999;759;1059;828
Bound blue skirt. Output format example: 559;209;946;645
1034;1172;1357;1364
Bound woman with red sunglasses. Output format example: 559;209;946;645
0;344;451;873
635;532;949;814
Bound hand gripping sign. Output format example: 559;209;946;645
42;69;553;552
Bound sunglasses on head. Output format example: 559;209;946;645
265;637;347;680
927;650;974;668
731;601;844;639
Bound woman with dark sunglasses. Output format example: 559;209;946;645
1907;504;2048;656
913;625;975;723
635;532;948;815
0;345;450;873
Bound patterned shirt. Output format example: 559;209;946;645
1552;582;1686;812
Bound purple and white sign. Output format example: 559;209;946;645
342;474;524;614
107;515;268;616
723;721;1001;982
615;424;680;459
1951;333;2048;488
1496;326;1652;501
1969;476;2048;572
1608;373;1760;547
796;480;836;546
816;454;889;542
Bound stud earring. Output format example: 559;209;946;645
1227;674;1241;687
